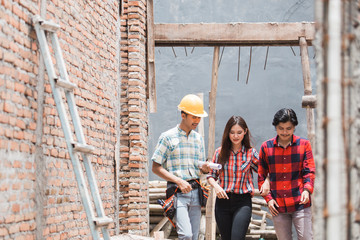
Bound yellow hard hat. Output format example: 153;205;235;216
178;94;208;117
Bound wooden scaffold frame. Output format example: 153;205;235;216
146;1;316;239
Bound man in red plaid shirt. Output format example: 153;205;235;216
258;108;315;240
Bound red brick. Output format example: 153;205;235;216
19;143;30;153
12;204;20;213
13;160;22;168
10;141;19;151
128;217;147;223
19;222;30;231
0;227;8;237
3;101;14;113
16;119;26;129
14;82;25;93
24;161;32;170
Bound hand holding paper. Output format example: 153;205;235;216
198;161;222;170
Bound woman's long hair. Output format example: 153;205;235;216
218;116;253;167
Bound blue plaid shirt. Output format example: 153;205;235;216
151;125;206;181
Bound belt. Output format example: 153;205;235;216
167;179;200;190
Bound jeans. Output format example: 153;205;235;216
272;207;313;240
175;188;201;240
215;193;252;240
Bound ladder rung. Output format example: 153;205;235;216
55;77;77;91
39;19;60;32
33;15;60;32
72;142;94;153
93;216;113;227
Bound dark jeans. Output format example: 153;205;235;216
215;193;252;240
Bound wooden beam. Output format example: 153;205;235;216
150;217;169;236
299;37;316;148
146;0;157;112
197;93;205;139
205;46;220;240
300;37;313;95
154;22;315;47
153;231;164;240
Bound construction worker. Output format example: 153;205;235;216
152;94;211;240
258;108;316;240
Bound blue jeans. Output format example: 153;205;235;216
175;189;201;240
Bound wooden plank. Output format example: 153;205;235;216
146;0;157;112
162;221;173;239
149;180;167;188
205;46;220;240
197;93;205;139
199;215;206;240
260;212;267;230
197;93;207;184
154;22;315;47
153;231;164;240
299;37;313;95
252;209;272;219
110;234;167;240
299;37;316;147
252;197;267;206
150;217;169;236
249;229;277;238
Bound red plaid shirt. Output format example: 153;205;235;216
208;146;259;195
258;135;315;213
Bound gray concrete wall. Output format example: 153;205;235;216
149;0;316;180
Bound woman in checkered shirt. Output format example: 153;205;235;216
207;116;269;240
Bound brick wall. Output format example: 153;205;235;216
0;0;149;239
119;0;149;236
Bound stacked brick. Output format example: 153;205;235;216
0;0;149;239
119;0;149;236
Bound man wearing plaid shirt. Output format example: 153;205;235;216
258;108;315;240
152;94;210;240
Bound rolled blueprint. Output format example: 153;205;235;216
198;161;222;170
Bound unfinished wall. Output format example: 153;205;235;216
119;0;149;235
0;0;149;239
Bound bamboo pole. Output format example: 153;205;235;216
205;46;220;240
326;0;347;239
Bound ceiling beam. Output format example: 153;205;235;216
154;22;315;47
